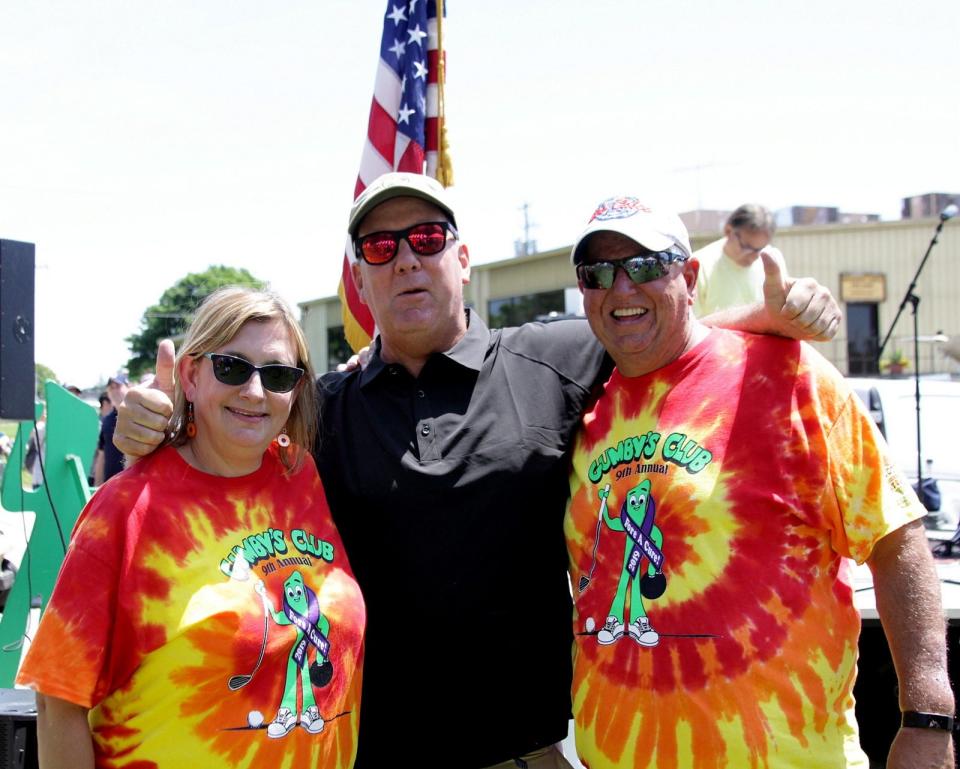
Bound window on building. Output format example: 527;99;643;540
326;326;352;371
488;290;565;328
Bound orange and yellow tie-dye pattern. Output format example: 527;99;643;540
564;329;924;769
18;444;365;769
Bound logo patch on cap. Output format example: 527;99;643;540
590;196;651;222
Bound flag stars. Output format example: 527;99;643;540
407;24;427;46
400;73;408;93
408;0;419;12
387;5;407;25
397;104;416;124
388;39;406;59
413;59;428;80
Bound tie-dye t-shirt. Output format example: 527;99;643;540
18;444;365;769
564;329;924;769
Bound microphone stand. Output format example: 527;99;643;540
908;291;925;507
877;214;951;511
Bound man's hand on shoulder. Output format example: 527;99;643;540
335;345;372;373
762;250;841;341
699;253;841;341
114;339;175;460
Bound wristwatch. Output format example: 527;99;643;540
901;711;957;732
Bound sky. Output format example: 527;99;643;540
1;0;958;389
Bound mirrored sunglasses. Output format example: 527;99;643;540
202;353;304;393
354;221;458;265
576;250;688;290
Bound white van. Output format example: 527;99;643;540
847;376;960;532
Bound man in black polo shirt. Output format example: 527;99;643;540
321;174;610;768
113;173;840;768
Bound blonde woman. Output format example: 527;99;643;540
18;287;365;769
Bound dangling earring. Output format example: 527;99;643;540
186;401;197;438
277;427;291;448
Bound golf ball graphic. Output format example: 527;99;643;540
247;710;264;728
584;617;596;633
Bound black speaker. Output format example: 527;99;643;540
0;240;35;420
0;690;36;769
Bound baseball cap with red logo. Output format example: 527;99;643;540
570;196;692;264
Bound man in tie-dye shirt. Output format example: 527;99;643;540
564;195;954;769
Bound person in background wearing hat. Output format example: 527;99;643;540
564;195;952;769
114;173;842;769
93;373;129;485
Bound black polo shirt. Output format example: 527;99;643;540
317;310;609;769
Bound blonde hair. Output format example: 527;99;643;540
165;286;318;473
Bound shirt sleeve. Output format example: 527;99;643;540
515;318;611;391
16;495;123;708
823;387;926;564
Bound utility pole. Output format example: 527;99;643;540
514;202;537;257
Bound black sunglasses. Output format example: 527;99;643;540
201;353;304;394
354;221;458;265
577;250;688;290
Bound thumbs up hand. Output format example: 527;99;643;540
113;339;177;459
761;250;841;342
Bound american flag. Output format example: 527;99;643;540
339;0;451;352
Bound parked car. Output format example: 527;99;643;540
847;375;960;532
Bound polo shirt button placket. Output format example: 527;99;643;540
420;424;431;436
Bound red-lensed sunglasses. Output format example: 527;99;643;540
354;221;458;265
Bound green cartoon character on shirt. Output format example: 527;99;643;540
597;479;666;647
256;571;333;737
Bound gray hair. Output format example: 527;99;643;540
726;204;776;235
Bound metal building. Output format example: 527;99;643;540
300;215;960;376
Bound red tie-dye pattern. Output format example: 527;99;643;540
18;445;364;769
565;330;924;769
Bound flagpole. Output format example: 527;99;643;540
435;0;453;186
340;0;453;353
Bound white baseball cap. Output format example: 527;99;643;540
571;196;692;264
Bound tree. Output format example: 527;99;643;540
35;362;57;399
125;266;265;378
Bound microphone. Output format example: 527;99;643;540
941;203;959;221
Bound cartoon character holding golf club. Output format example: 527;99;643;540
584;480;666;647
246;571;334;738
